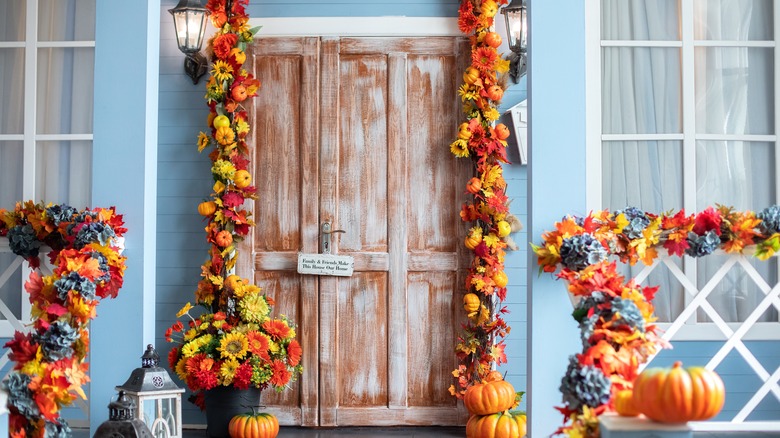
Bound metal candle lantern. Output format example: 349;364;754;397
93;391;154;437
116;344;185;438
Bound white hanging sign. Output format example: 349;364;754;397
297;253;354;277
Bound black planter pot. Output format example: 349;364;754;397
204;386;262;438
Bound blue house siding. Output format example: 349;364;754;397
156;0;529;426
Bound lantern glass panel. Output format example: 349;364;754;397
503;8;526;52
171;10;207;53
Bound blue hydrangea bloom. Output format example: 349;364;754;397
616;207;651;239
686;230;721;257
579;314;599;348
37;320;80;361
3;373;39;418
559;356;612;410
45;204;78;226
560;233;607;271
45;419;71;438
7;224;42;259
611;297;646;332
74;221;115;248
53;272;97;301
757;205;780;235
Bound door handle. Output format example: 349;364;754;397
321;222;346;254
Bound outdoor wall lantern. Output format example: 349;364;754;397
169;0;210;84
116;344;185;438
501;0;527;83
93;391;154;437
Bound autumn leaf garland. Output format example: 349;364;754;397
450;0;517;399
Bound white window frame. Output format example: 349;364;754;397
585;1;780;342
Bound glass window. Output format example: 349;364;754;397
0;49;25;135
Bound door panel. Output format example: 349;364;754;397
246;36;470;427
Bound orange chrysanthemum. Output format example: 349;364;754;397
246;331;271;361
262;319;292;341
472;47;498;73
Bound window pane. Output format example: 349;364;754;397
602;141;683;211
694;0;773;40
0;1;25;41
35;141;91;209
0;253;23;320
36;48;94;135
0;141;23;210
38;0;96;41
696;141;775;210
602;47;682;135
601;0;680;40
697;255;778;323
695;47;774;135
0;49;25;135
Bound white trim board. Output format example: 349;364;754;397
248;17;460;37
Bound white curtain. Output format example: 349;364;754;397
601;0;777;323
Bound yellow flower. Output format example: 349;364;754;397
177;302;193;318
211;159;236;181
268;340;280;354
183;328;197;341
239;293;270;324
212;60;234;82
175;359;188;381
219;358;240;385
197;132;210;152
181;341;200;357
483;107;499;122
458;84;478;101
219;331;249;360
450;139;469;158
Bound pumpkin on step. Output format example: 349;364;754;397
614;389;640;417
464;377;516;415
632;361;725;423
465;411;527;438
228;411;279;438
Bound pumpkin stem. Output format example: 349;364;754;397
673;361;682;368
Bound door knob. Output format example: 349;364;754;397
321;222;346;254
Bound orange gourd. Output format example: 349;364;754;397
614;389;640;417
464;379;516;416
228;411;279;438
465;233;482;250
633;361;725;423
198;201;217;217
466;411;524;438
466;177;482;194
463;293;481;313
215;230;233;248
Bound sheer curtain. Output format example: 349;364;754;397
601;0;777;323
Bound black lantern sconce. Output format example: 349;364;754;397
501;0;527;83
169;0;210;84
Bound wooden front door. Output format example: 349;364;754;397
241;36;471;427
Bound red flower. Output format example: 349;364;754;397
233;362;253;390
694;207;722;236
168;347;179;369
269;360;291;387
213;33;239;60
458;2;478;34
471;47;498;73
287;339;302;367
4;332;38;370
194;369;219;390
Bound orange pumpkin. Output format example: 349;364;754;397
494;123;511;140
492;270;508;289
486;85;504;102
215;230;233;248
198;201;217;217
483;32;503;49
633;361;725;423
458;122;472;140
465;233;482;250
463;293;481;313
466;177;482;194
234;169;252;189
232;85;248;102
512;411;527;438
466;411;523;438
228;411;279;438
614;389;640;417
463;67;481;85
229;47;247;65
464;379;516;415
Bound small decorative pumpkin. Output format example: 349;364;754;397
463;293;481;313
233;169;252;189
466;177;482;194
465;233;482;250
463;67;481;85
464;378;516;416
614;389;640;417
466;411;522;438
494;123;511;141
228;410;279;438
485;370;504;382
198;201;217;217
492;270;508;289
633;361;725;423
215;230;234;248
486;85;504;102
483;31;503;49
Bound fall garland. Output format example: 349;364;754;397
450;0;520;399
166;0;302;408
0;201;127;437
533;205;780;436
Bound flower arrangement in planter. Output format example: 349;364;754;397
533;205;780;436
449;0;523;401
165;0;302;412
0;201;127;437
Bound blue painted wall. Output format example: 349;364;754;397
156;0;529;427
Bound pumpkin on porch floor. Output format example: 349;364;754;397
632;361;725;423
228;410;279;438
465;411;527;438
